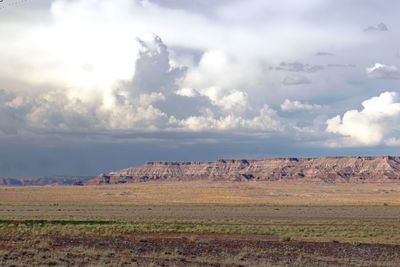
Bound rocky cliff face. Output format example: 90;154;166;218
88;156;400;184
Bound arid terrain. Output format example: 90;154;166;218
2;155;400;266
0;176;92;186
90;156;400;184
2;0;399;264
1;180;400;266
3;181;400;206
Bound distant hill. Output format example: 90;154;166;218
88;156;400;184
0;176;93;186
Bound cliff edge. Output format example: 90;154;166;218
87;156;400;184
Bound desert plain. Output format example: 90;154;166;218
1;181;400;266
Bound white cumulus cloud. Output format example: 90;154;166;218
0;0;398;150
281;99;321;112
366;63;400;79
0;33;285;136
172;105;281;132
326;91;400;146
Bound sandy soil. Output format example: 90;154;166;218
2;181;400;205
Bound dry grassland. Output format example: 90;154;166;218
2;181;400;266
1;181;400;205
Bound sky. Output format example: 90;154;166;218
0;0;400;176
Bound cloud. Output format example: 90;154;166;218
275;62;324;73
364;22;388;32
281;99;321;112
0;0;30;11
0;35;176;134
326;91;400;146
175;87;199;97
282;74;312;86
172;105;281;132
0;0;399;155
181;50;259;114
366;63;400;79
103;92;169;131
183;50;261;95
0;90;28;135
0;0;369;96
315;52;334;56
129;34;187;95
0;89;169;135
199;87;248;114
327;64;356;68
0;33;284;136
385;138;400;146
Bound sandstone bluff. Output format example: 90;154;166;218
88;156;400;184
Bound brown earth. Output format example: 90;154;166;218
88;156;400;184
2;180;400;266
1;233;399;266
3;181;400;206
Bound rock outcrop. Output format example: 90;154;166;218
88;156;400;184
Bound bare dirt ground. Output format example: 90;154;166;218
1;233;400;266
1;181;400;266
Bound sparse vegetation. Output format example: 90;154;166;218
2;181;400;206
1;182;400;265
1;218;400;244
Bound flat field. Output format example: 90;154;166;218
1;181;400;266
2;181;400;206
